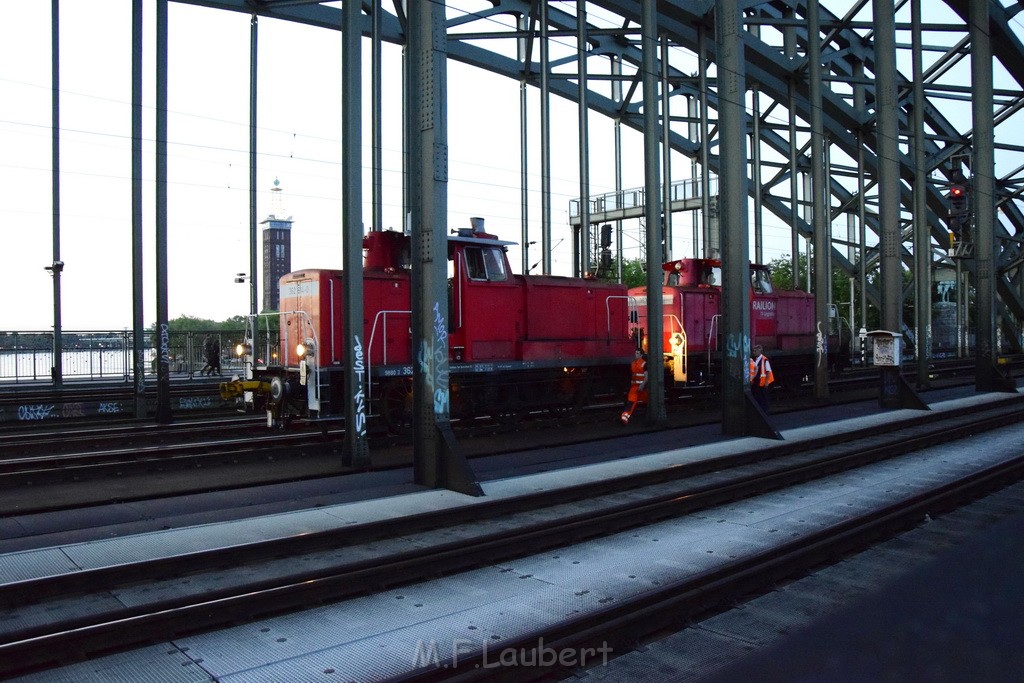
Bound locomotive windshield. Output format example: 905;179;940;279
465;246;508;282
751;267;773;294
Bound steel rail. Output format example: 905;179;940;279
0;397;1021;677
405;451;1024;681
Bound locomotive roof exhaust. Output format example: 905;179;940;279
470;216;485;234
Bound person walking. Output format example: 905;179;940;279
749;344;775;413
620;348;649;424
200;335;214;377
209;336;222;376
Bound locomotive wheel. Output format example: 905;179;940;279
380;380;414;435
547;376;582;419
489;385;521;432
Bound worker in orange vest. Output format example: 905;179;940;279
621;348;649;424
749;344;775;413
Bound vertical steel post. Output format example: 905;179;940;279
751;85;763;265
808;0;830;400
519;13;530;274
661;34;673;261
155;0;171;423
804;174;812;292
688;95;699;257
577;0;591;275
749;17;763;266
717;0;776;438
874;0;900;335
874;0;919;408
784;11;800;286
540;1;552;274
50;0;63;389
970;0;1004;391
371;0;383;233
613;55;624;281
342;0;369;464
912;0;931;387
853;60;868;336
249;15;259;316
697;26;711;258
132;0;146;417
642;0;665;426
407;0;481;495
858;129;868;335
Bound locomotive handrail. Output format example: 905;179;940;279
604;295;638;340
708;314;721;381
366;309;412;402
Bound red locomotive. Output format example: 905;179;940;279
628;258;851;389
224;218;637;431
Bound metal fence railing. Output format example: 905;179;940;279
0;330;250;385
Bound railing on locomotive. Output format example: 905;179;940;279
366;309;412;403
605;295;639;340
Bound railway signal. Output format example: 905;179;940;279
947;181;969;243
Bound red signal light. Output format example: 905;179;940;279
950;185;964;198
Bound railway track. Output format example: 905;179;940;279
0;379;239;427
1;392;1021;679
0;359;1016;515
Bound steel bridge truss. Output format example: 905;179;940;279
42;0;1024;474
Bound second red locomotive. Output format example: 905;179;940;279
629;257;851;389
225;218;637;431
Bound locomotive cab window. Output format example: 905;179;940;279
751;268;773;294
700;265;721;286
465;246;508;282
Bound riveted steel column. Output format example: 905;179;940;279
154;0;171;423
874;0;918;408
132;0;146;417
613;55;624;281
50;0;63;389
749;18;762;266
249;15;259;316
519;13;529;274
577;0;591;276
371;0;382;233
342;0;369;464
912;0;931;388
970;0;1005;391
688;95;699;256
784;10;800;285
642;0;665;426
751;84;762;265
661;34;672;261
718;0;776;438
698;26;711;258
540;1;552;275
808;0;830;401
407;0;482;495
874;0;900;335
854;59;868;337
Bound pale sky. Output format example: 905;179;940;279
1;1;1018;331
0;1;651;330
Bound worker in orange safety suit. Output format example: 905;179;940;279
620;349;649;424
749;344;775;413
